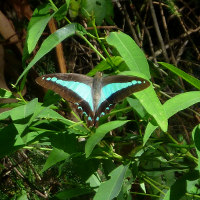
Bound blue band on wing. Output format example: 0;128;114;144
44;77;94;111
97;81;143;108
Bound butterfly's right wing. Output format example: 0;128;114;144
94;75;150;126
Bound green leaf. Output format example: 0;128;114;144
26;4;54;54
81;0;114;25
10;99;39;134
0;88;15;98
105;33;168;131
159;62;200;90
106;32;150;79
163;91;200;118
22;130;47;144
0;110;10;120
85;120;129;157
37;107;68;121
86;174;101;188
41;148;70;173
10;99;38;121
16;23;86;85
143;91;200;144
94;164;129;200
192;125;200;171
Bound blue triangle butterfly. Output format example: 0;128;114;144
36;72;150;127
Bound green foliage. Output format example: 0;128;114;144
81;0;114;25
1;1;200;199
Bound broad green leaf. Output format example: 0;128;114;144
94;164;129;200
0;88;15;98
16;23;86;85
143;91;200;144
10;98;38;121
81;0;114;25
37;107;68;121
86;174;101;189
26;4;54;54
164;91;200;118
10;99;38;134
41;148;70;173
106;32;150;79
120;71;168;132
0;110;10;120
192;125;200;171
159;62;200;90
22;130;48;144
105;33;167;131
85;120;129;157
37;107;89;135
9;99;51;135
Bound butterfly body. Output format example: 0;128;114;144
36;72;150;127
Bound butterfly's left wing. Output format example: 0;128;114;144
36;73;95;126
94;75;150;125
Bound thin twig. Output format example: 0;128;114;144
149;0;169;62
159;1;176;65
134;7;157;63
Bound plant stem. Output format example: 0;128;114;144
78;33;106;61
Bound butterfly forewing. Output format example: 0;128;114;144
36;73;95;125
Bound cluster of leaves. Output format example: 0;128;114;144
0;0;200;199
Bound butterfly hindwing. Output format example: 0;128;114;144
36;73;95;125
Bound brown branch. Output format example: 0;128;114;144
48;18;67;73
149;0;169;62
114;0;140;46
148;26;200;60
159;1;176;65
133;7;157;63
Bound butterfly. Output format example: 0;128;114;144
36;72;150;127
